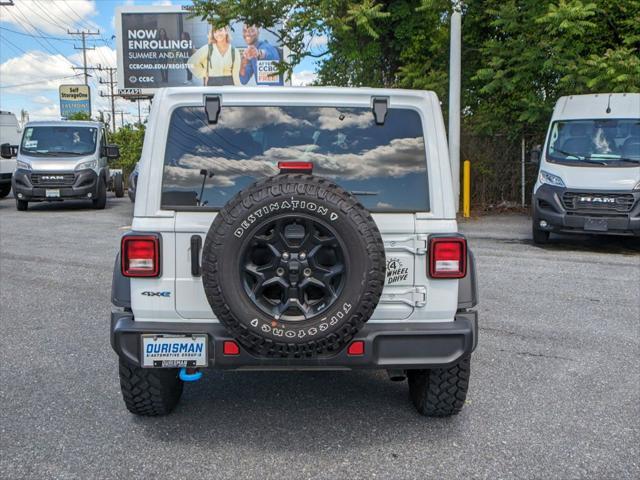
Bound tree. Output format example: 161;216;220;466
108;124;145;176
66;111;92;121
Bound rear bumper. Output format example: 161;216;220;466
12;168;99;201
111;310;478;370
533;184;640;236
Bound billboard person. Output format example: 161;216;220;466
188;26;235;86
205;26;235;86
239;25;280;85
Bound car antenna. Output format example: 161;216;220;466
197;169;214;206
606;94;612;114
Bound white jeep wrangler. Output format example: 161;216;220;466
111;87;478;417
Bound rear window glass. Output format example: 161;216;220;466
161;106;429;211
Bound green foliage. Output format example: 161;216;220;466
66;111;92;121
108;125;145;176
190;0;640;205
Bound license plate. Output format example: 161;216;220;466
584;217;608;232
141;334;208;368
45;189;60;198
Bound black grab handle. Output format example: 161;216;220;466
190;235;202;276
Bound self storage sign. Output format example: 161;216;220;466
59;84;91;118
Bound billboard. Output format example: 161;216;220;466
115;5;289;97
59;84;91;118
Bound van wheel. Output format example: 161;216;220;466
92;178;107;209
113;173;124;198
16;198;28;211
0;184;10;198
532;224;550;244
407;355;470;417
118;360;183;416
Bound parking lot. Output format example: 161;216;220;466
0;196;638;480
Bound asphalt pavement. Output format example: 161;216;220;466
0;196;638;480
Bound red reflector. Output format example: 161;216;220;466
223;341;240;356
278;161;313;174
429;237;467;278
121;235;160;277
347;341;365;356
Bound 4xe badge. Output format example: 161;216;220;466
141;291;171;297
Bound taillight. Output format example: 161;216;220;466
121;234;160;277
278;161;313;174
428;236;467;278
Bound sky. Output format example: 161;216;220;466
0;0;321;125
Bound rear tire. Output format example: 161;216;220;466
532;224;550;245
0;184;10;199
92;177;107;209
16;198;28;211
408;355;470;417
118;360;183;416
113;173;124;198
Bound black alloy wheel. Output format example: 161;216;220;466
240;215;346;322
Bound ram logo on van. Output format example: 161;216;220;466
579;196;616;204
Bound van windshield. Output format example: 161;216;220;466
546;119;640;166
161;105;429;211
21;126;97;156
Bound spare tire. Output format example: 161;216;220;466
202;174;385;357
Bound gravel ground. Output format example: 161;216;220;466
0;197;638;480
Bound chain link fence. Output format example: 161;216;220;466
461;133;541;210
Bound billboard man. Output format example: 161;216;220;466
239;25;280;85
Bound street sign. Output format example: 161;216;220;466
59;84;91;118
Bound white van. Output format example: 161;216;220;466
531;93;640;243
0;111;21;198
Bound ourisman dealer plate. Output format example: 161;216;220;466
141;334;207;368
46;189;60;198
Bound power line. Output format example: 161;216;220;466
0;74;83;89
0;32;29;55
61;0;98;32
6;3;71;59
0;25;74;42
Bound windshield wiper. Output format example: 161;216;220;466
553;148;607;164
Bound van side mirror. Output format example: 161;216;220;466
1;143;18;159
529;145;542;165
104;144;120;160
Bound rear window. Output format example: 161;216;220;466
161;105;429;211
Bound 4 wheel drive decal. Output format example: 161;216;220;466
249;302;352;338
234;197;339;238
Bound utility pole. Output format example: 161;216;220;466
114;110;126;129
98;66;118;133
449;1;462;213
68;29;100;86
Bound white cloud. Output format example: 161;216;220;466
292;70;318;86
152;0;174;5
163;137;426;189
0;51;76;93
71;46;117;69
33;96;54;105
0;0;98;35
